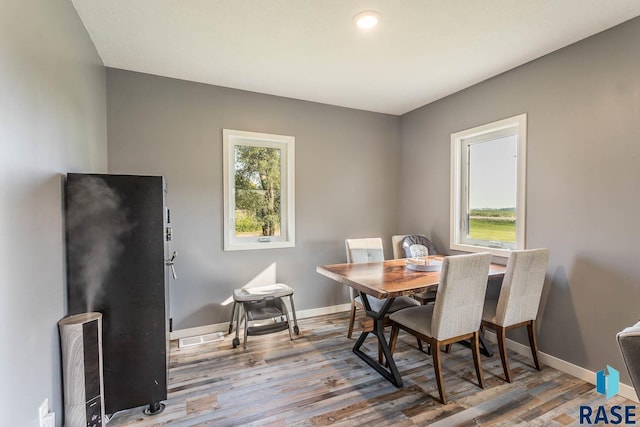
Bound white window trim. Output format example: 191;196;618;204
450;114;527;258
223;129;295;251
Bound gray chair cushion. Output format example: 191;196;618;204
414;289;437;303
354;294;420;313
401;235;437;258
408;244;429;257
389;304;435;337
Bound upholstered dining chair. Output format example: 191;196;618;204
401;234;438;259
389;252;493;404
481;248;550;383
345;238;419;339
617;321;640;400
391;234;410;260
391;234;436;260
392;234;438;305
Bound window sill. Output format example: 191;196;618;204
450;242;512;258
224;240;295;251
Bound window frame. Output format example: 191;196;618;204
222;129;295;251
449;114;527;257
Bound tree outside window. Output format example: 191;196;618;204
234;145;281;238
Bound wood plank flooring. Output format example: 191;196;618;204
107;312;630;426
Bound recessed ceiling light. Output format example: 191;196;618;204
353;10;382;30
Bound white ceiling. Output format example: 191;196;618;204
71;0;640;115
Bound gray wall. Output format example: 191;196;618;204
0;0;107;425
399;17;640;382
106;69;400;329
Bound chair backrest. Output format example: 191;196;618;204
431;253;492;341
494;248;550;327
391;235;408;259
345;238;384;264
401;235;437;258
391;234;437;259
617;322;640;399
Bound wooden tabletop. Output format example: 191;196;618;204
317;257;506;299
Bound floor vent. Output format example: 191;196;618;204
179;332;224;348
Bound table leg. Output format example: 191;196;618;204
459;330;494;357
479;332;493;357
352;293;403;388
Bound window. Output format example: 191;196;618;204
450;114;527;257
223;129;295;251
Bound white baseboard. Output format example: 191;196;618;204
169;303;350;340
483;330;639;403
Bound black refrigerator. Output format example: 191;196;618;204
65;173;171;416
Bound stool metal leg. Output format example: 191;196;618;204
289;294;299;335
228;301;237;334
242;302;249;349
232;302;241;348
282;300;293;341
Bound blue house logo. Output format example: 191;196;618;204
596;365;619;399
579;365;635;424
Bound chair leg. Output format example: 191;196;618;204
496;325;512;383
471;331;485;389
389;324;399;355
431;341;447;404
417;339;424;352
444;344;452;353
347;301;357;338
527;320;541;371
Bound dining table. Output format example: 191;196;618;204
316;256;507;388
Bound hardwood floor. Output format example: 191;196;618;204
107;312;630;426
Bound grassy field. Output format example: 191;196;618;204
469;218;515;242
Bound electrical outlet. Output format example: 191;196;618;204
43;412;55;427
38;398;48;427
